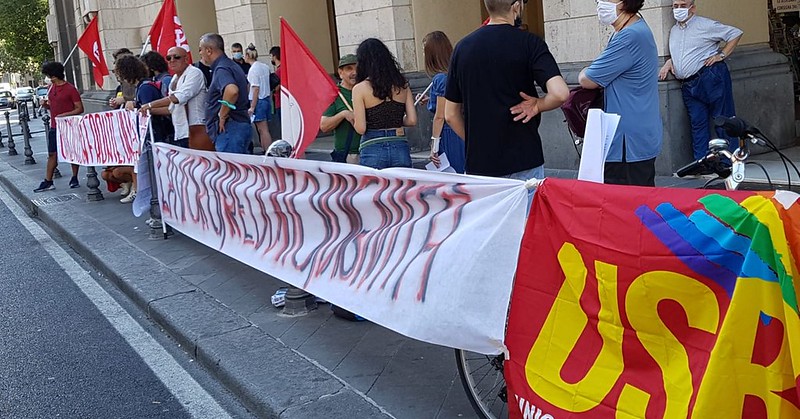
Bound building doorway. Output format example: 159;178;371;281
479;0;545;38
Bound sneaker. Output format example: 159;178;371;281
53;168;62;179
33;180;55;193
120;191;136;203
120;182;132;197
145;217;154;227
69;176;79;188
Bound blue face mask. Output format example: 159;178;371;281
233;52;243;60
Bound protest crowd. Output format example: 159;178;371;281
35;0;744;317
26;2;800;418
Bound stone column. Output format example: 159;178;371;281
213;0;272;55
334;0;417;71
542;1;673;64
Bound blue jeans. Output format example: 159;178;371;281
681;62;736;160
359;129;412;169
213;120;253;154
502;164;544;211
252;97;271;122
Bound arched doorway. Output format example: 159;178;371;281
480;0;545;38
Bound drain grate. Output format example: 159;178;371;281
32;193;81;207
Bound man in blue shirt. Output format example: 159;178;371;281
198;33;253;154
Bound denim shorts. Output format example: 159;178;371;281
47;128;57;154
359;129;412;169
252;98;271;123
214;120;253;154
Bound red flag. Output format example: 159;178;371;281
148;0;192;62
280;18;339;158
77;15;109;88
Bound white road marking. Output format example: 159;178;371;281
0;187;232;419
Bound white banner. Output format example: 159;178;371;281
152;144;530;355
55;109;149;166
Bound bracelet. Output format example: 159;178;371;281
431;136;441;141
218;100;237;110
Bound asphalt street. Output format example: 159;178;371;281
0;189;249;419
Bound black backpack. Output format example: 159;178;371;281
269;72;280;91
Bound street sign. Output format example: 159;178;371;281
775;0;800;13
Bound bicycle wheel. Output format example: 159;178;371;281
455;349;508;419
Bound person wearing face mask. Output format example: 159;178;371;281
231;42;251;75
444;0;569;187
659;0;742;165
579;0;662;187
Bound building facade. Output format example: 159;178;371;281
47;0;797;175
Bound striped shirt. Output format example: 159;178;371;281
669;15;742;80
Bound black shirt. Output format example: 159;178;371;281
445;25;561;177
235;60;251;75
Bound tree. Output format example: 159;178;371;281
0;0;51;71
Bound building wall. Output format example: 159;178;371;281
268;0;336;72
410;0;482;73
701;0;769;46
334;0;416;71
213;0;272;58
176;0;219;54
48;0;778;87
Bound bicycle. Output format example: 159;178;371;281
454;116;800;419
676;116;800;191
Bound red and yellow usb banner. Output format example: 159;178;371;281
505;179;800;418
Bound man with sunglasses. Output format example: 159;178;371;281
142;46;209;150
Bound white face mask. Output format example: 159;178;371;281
597;1;619;26
673;8;690;23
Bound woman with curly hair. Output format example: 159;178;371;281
579;0;662;187
423;31;465;174
140;51;171;97
352;38;417;169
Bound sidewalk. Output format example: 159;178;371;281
0;128;476;418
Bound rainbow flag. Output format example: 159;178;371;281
506;179;800;418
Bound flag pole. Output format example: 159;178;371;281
337;91;353;112
140;35;151;55
62;43;80;66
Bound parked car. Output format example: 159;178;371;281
15;86;35;103
35;86;49;102
0;90;15;108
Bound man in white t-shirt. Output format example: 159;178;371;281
142;46;208;149
244;45;274;151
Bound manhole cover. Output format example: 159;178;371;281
32;193;81;207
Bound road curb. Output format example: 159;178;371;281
0;161;393;419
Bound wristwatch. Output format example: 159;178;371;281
719;52;727;60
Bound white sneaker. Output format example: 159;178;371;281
120;182;132;197
120;191;136;203
145;217;154;227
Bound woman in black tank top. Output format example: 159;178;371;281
352;38;418;170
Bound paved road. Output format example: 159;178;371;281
0;189;250;419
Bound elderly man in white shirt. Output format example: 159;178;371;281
659;0;743;163
141;46;210;150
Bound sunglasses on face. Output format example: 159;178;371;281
166;54;185;61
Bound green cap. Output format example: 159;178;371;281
338;54;357;68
